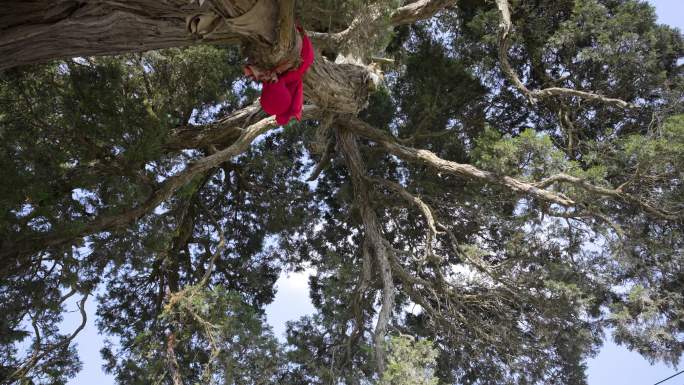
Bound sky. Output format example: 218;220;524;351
52;1;684;384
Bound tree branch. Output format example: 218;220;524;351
0;106;319;273
344;115;681;221
7;294;89;383
494;0;634;109
336;127;395;375
272;0;297;62
309;0;457;54
345;115;575;206
197;200;228;287
164;102;264;151
390;0;458;26
533;173;680;221
307;138;335;181
166;328;183;385
369;177;438;260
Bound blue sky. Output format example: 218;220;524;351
57;2;683;384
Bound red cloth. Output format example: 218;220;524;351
259;27;314;125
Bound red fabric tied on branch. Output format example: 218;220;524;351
252;27;314;125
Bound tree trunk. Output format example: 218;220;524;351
0;0;378;113
0;0;278;70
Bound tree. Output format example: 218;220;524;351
379;335;439;385
0;0;682;384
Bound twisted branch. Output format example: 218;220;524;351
6;294;89;383
344;115;681;221
494;0;634;109
337;127;395;374
0;106;319;273
309;0;458;53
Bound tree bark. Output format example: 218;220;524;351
337;127;395;374
0;0;279;70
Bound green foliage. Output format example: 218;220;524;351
472;127;569;178
379;336;438;385
1;1;683;384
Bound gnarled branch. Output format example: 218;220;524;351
533;173;680;221
309;0;457;54
344;115;576;206
494;0;634;109
390;0;458;26
0;106;320;275
337;127;395;374
344;115;681;221
6;294;89;383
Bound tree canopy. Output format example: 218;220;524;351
0;0;683;384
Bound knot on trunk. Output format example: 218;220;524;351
185;0;277;43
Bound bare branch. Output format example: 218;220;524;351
344;115;575;206
308;4;384;53
494;0;634;109
346;238;373;362
397;128;454;145
7;294;89;383
387;249;511;347
369;177;438;260
307;139;335;181
390;0;458;26
533;173;680;221
164;102;264;151
310;0;457;53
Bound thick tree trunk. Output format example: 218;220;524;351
0;0;278;70
0;0;378;113
304;56;380;114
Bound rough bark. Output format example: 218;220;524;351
0;0;280;70
344;115;683;221
164;103;264;151
309;0;458;55
337;127;395;374
344;115;576;207
390;0;458;25
166;330;184;385
304;56;381;114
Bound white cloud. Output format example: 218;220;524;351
265;269;317;340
